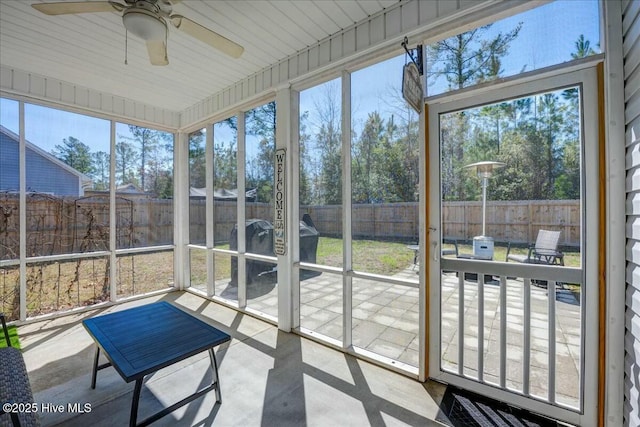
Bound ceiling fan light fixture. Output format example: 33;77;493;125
122;9;166;41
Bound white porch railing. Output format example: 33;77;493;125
439;258;583;409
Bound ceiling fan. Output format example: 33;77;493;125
31;0;244;65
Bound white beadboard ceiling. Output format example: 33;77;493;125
0;0;398;113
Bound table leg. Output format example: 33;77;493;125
91;346;100;389
209;348;221;403
89;345;112;389
130;349;222;427
130;378;143;427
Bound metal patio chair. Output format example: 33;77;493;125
408;239;459;270
505;229;564;266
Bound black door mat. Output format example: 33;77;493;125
435;386;563;427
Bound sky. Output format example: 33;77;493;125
1;0;600;157
301;0;600;131
0;100;130;154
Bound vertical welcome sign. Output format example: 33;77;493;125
274;148;286;255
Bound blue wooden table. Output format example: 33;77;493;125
83;301;231;427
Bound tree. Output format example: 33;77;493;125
571;34;596;59
554;140;580;199
428;23;521;201
381;86;421;202
189;130;206;189
122;125;171;192
211;121;238;191
298;111;314;205
92;151;110;190
377;119;419;202
536;93;563;197
427;23;522;91
245;102;276;203
563;34;597;103
352;112;384;203
146;146;173;198
440;112;469;201
52;136;94;175
492;130;535;200
115;140;139;186
313;84;342;205
214;140;237;190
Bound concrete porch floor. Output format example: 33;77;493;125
13;291;447;427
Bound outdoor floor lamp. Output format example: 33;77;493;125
464;161;506;258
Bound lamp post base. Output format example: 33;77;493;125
473;235;494;259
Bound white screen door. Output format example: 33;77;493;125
427;67;599;426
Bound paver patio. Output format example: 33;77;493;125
193;263;581;408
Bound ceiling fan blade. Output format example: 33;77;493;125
32;1;116;15
146;40;169;66
170;15;243;59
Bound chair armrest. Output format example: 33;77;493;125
533;248;564;265
0;313;11;347
526;245;535;261
506;242;537;262
442;239;459;257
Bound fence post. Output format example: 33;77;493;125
528;201;533;244
464;202;469;241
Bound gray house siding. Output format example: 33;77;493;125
26;146;81;195
624;0;640;425
0;129;84;196
0;130;19;192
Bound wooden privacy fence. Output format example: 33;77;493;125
1;194;580;260
301;200;580;247
189;200;271;245
0;194;174;260
441;200;580;247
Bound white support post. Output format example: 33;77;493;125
602;1;626;424
19;101;26;321
174;132;189;291
477;274;485;383
418;97;427;381
458;274;464;376
342;70;353;348
523;278;531;395
109;121;117;301
206;125;215;297
499;276;507;388
548;279;557;403
275;86;294;332
237;112;247;308
290;89;301;330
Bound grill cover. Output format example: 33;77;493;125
230;214;320;284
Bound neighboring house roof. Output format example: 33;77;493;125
0;125;93;190
116;183;145;194
84;184;149;198
190;187;257;201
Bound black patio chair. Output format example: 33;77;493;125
0;314;40;427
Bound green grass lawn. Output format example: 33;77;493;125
0;325;21;349
314;237;581;275
317;238;580;272
316;237;414;275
